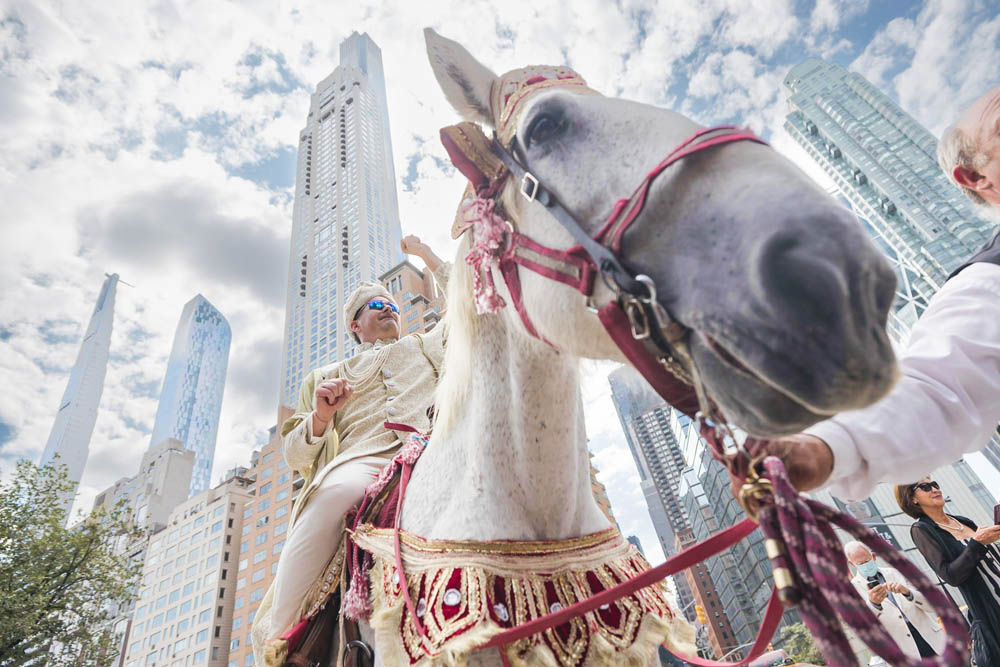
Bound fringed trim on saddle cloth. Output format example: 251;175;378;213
352;525;696;666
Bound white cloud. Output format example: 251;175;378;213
810;0;870;34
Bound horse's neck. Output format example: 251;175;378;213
400;316;610;541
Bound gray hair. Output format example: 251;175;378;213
843;540;871;562
938;124;990;208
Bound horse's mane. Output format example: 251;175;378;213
434;176;522;438
433;231;481;438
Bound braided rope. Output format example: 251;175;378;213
757;456;969;666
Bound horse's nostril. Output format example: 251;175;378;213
872;263;896;317
757;233;845;325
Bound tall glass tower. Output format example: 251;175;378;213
783;58;993;300
608;367;703;631
150;295;231;496
608;367;692;559
40;273;118;520
279;32;404;408
783;58;1000;473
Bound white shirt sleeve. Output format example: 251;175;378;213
806;262;1000;499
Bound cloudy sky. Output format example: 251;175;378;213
2;0;999;561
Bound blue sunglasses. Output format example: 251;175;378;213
354;299;399;320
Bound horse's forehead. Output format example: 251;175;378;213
493;65;598;144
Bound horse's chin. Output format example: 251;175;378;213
688;334;829;437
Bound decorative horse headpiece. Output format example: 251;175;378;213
443;66;596;238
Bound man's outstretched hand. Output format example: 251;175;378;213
401;234;444;273
731;434;834;500
757;433;834;491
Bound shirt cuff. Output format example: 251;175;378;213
804;418;865;497
305;413;331;445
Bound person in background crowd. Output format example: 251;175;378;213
844;540;944;658
898;477;1000;662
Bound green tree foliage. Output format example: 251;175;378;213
0;459;142;666
780;622;826;665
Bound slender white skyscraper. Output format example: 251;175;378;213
279;32;404;409
150;295;231;496
40;273;118;519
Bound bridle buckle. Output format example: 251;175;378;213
624;297;651;340
520;172;540;202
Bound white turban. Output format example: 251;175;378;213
343;281;395;343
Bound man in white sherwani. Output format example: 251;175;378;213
259;235;447;646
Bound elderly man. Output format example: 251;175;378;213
845;541;945;658
265;235;447;640
766;86;1000;499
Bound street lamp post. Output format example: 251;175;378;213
717;640;763;662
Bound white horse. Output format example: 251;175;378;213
321;29;897;667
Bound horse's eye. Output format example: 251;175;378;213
525;113;565;148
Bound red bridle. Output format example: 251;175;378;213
443;124;767;418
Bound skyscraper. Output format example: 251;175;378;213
279;32;404;409
120;472;253;667
667;410;803;650
783;57;1000;472
783;58;993;300
150;295;231;496
608;367;692;558
608;367;705;624
40;272;118;519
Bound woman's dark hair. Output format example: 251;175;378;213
894;483;925;519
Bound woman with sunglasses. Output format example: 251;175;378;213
898;478;1000;662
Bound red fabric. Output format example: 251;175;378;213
440;128;490;192
278;617;310;654
499;254;557;347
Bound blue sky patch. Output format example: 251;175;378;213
153;126;188;161
0;419;15;448
230;144;297;190
238;48;307;99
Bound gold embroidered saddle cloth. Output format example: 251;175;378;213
350;525;695;666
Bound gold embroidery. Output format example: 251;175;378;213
356;524;620;555
356;525;695;665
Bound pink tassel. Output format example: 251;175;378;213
461;197;510;314
342;562;372;621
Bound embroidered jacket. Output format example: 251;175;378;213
280;263;448;518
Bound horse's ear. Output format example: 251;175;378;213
424;27;497;127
